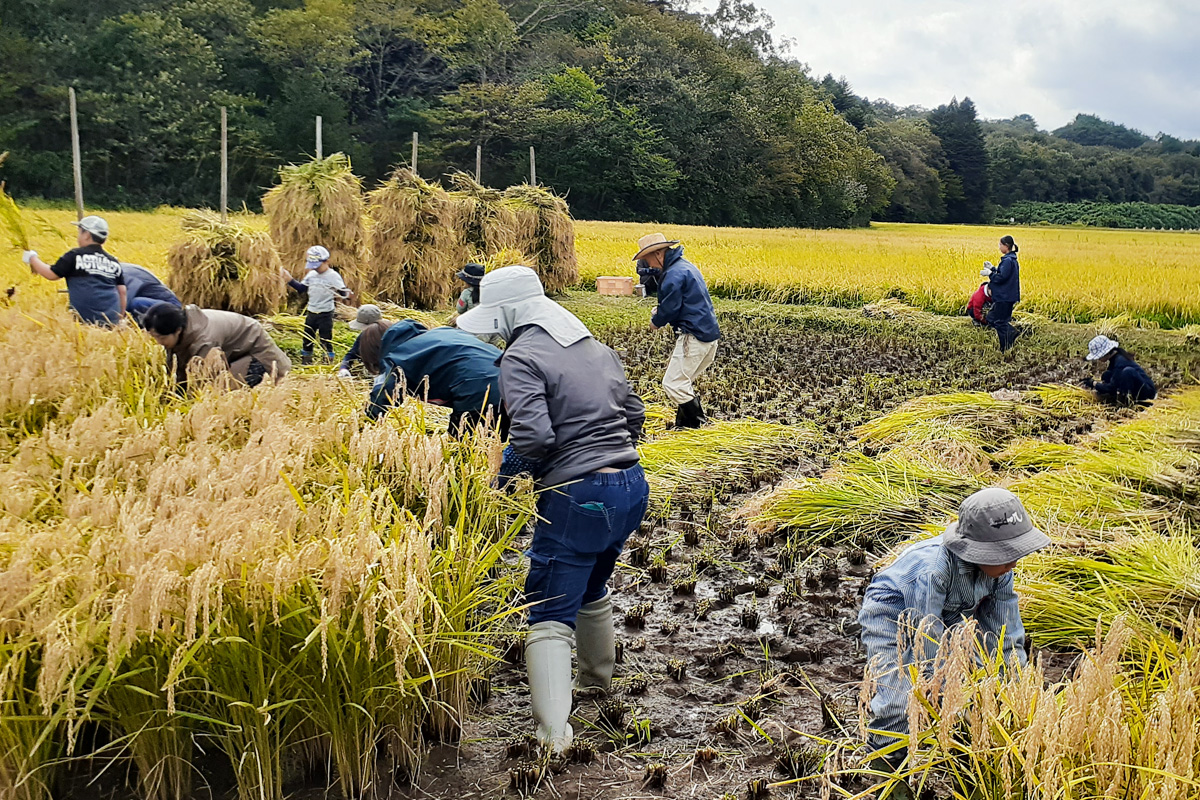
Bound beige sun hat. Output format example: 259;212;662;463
632;233;680;261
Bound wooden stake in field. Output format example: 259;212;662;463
220;106;228;223
316;116;323;160
529;146;537;186
68;87;84;221
476;144;482;183
411;132;419;176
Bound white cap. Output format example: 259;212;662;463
72;215;109;239
1086;335;1119;361
306;245;330;270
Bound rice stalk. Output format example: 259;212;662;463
167;210;285;315
501;184;578;294
263;153;368;293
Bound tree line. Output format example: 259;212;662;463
2;0;1197;228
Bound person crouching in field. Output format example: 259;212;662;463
859;488;1049;770
281;245;351;365
122;264;180;324
979;235;1020;351
141;302;291;391
965;282;992;326
1083;335;1157;404
336;304;385;377
457;266;649;756
23;215;126;326
634;233;721;428
362;319;506;437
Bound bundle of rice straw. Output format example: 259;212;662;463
500;184;578;294
366;169;466;309
447;172;521;258
168;210;285;315
262;153;368;293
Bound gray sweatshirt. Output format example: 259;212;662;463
499;326;645;487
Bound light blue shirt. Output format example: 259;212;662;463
858;536;1027;748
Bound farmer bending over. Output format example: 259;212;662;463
363;319;506;437
457;266;648;756
141;302;291;390
635;233;720;428
281;245;351;364
122;264;180;324
859;488;1049;767
1084;335;1156;404
336;304;385;377
23;215;126;326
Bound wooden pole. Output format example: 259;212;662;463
68;87;84;221
411;132;419;176
220;106;228;224
315;116;323;160
475;144;482;183
529;146;536;186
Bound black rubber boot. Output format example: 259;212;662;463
693;396;710;425
676;399;703;429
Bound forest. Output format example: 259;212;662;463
2;0;1199;227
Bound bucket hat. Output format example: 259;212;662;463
456;263;485;286
306;245;330;270
632;233;679;261
71;215;109;240
943;488;1050;565
1086;335;1119;361
456;265;591;347
349;303;383;331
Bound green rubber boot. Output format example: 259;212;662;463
525;622;575;755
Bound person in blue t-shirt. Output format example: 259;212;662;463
23;215;125;326
122;264;181;324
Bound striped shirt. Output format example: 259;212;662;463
858;536;1027;747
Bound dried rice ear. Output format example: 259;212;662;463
263;153;368;294
169;210;285;315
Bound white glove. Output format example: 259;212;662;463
980;268;991;277
22;250;37;265
337;367;352;379
983;260;994;269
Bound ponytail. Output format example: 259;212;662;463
1000;235;1018;253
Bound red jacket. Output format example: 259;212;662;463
967;283;991;323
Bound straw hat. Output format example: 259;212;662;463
632;233;679;261
942;488;1050;565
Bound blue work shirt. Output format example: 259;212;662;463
649;247;720;342
858;536;1027;748
122;264;179;306
366;320;502;420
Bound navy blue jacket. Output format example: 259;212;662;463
122;264;180;306
1095;353;1156;403
987;252;1020;303
367;321;502;420
649;247;720;342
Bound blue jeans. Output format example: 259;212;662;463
525;464;649;627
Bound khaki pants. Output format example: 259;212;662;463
662;334;718;405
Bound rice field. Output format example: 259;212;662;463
11;208;1200;326
4;201;1200;800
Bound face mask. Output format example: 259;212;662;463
372;373;387;388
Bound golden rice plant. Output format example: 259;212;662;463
740;450;982;548
637;420;816;514
263;153;368;292
0;307;534;800
167;210;285;315
366;169;467;308
501;184;578;294
847;618;1200;800
447;172;521;257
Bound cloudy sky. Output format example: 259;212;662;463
756;0;1200;139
